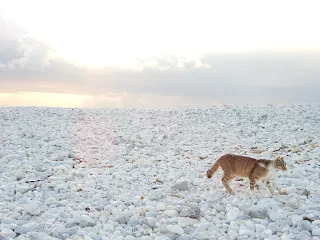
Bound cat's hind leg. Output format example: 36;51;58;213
221;173;234;194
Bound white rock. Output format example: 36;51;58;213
124;236;137;240
292;147;302;153
1;218;17;225
167;225;184;235
287;198;300;209
15;184;30;194
24;202;41;216
157;203;167;211
154;236;171;240
140;237;153;240
0;228;16;239
261;228;272;237
147;217;157;227
45;197;58;206
148;190;165;200
164;210;179;218
56;183;68;192
268;211;279;222
313;228;320;236
79;215;96;227
178;217;198;227
22;222;40;231
173;180;189;190
256;224;266;233
15;170;27;180
227;208;240;221
298;220;312;232
281;234;292;240
27;232;58;240
191;231;209;239
15;226;28;235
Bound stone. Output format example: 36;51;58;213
281;234;292;240
148;190;165;200
167;225;184;235
180;206;200;219
14;226;28;235
154;236;171;240
178;217;198;227
268;211;279;222
255;224;266;233
247;207;268;219
312;228;320;236
300;189;310;197
0;229;16;239
24;202;41;216
227;208;240;221
298;220;312;232
164;210;179;218
22;222;40;231
26;232;58;240
147;217;157;227
79;215;96;228
45;197;58;206
286;198;300;209
191;231;209;239
15;185;30;194
173;180;189;191
15;170;26;180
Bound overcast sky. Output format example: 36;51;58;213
1;0;320;108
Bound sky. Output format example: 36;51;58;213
0;0;320;108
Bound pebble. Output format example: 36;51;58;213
24;202;41;216
45;198;58;206
164;210;179;217
0;105;320;240
15;185;30;194
148;190;165;200
173;180;189;191
256;224;266;233
167;225;184;235
79;215;96;227
179;206;201;219
227;208;240;221
313;228;320;236
178;218;198;227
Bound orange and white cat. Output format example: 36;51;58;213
206;154;287;194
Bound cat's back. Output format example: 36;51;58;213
218;154;258;177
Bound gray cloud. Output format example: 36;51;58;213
0;14;25;64
1;15;320;107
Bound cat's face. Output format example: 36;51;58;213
274;156;287;171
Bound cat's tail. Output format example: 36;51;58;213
206;161;220;178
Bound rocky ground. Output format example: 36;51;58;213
0;104;320;240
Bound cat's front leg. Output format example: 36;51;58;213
265;180;274;194
249;176;257;195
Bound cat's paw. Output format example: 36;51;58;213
226;190;234;195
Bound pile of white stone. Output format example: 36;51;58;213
0;104;320;239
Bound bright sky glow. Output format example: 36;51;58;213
1;0;320;67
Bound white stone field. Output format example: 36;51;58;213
0;104;320;240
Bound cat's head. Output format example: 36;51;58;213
273;156;287;171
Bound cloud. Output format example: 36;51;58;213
0;15;53;72
0;14;25;63
0;36;53;72
1;15;320;107
137;55;211;71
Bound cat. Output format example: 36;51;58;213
206;154;287;194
